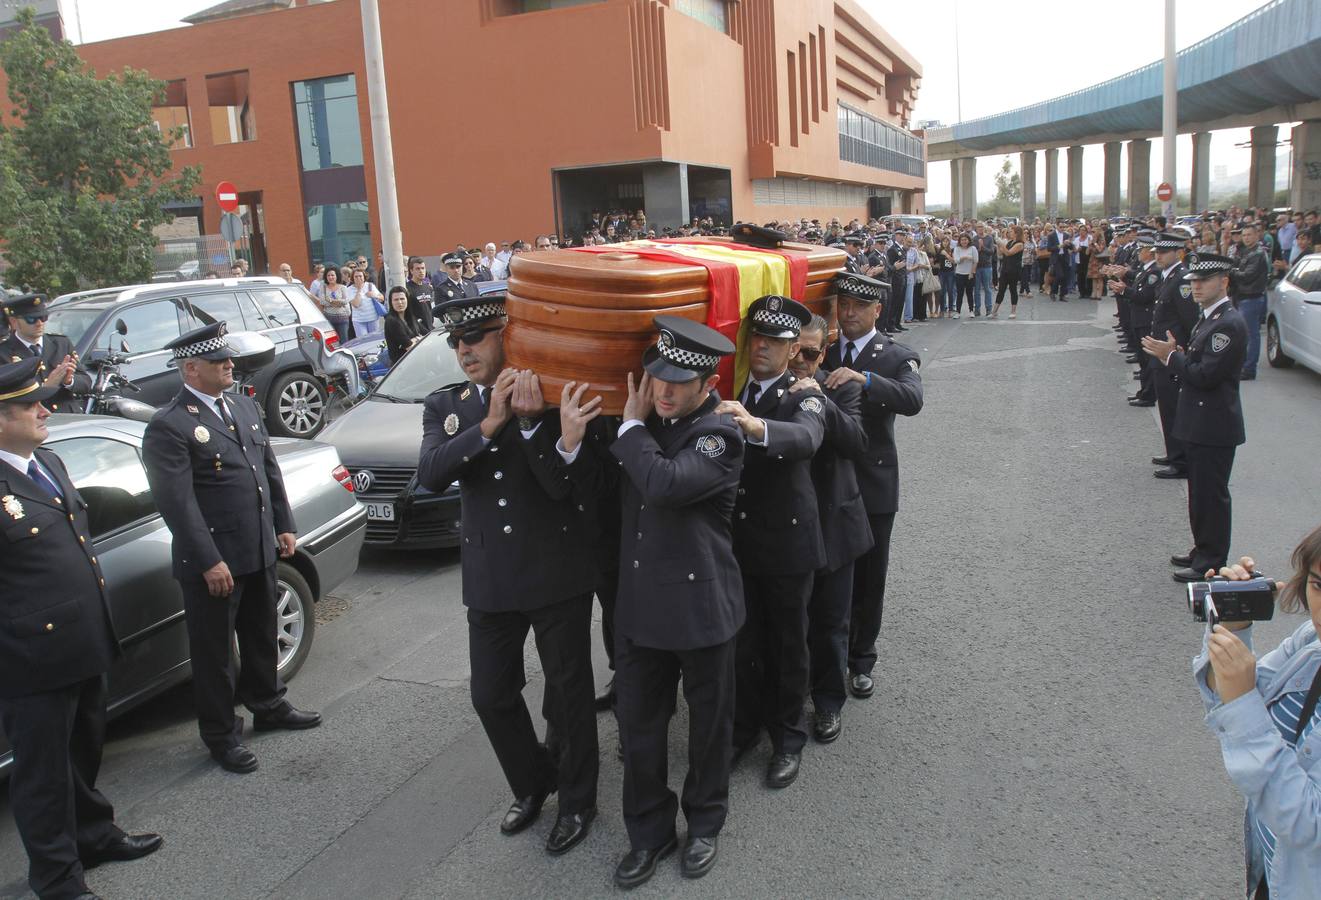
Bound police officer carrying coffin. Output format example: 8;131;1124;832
553;316;744;887
416;292;600;856
1;294;91;414
0;357;163;900
142;323;320;775
1141;253;1249;583
821;272;923;701
1148;232;1201;479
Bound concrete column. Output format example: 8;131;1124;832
1103;142;1122;217
1044;148;1059;219
960;157;977;220
1066;145;1084;217
950;161;962;220
1189;132;1212;214
1127;139;1151;216
643;162;689;231
1248;125;1278;210
1290;120;1321;214
1020;150;1037;221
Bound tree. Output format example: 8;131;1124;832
0;9;199;294
992;156;1021;205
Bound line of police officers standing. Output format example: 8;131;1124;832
417;255;923;889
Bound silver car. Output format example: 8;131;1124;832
0;414;368;776
1267;252;1321;374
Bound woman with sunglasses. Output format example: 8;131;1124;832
383;285;423;367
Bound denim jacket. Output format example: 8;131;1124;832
1193;620;1321;899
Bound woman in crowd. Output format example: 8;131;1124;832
1087;224;1108;299
1197;226;1218;254
1195;529;1321;899
1020;230;1036;297
1075;225;1092;298
319;265;352;344
913;237;933;322
933;237;955;318
952;232;977;319
308;263;326;300
990;226;1024;319
383;285;423;366
347;267;385;337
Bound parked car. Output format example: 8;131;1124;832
0;413;368;777
46;277;340;438
319;330;463;549
1267;252;1321;374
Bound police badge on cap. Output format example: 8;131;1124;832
1182;252;1235;280
643;315;735;383
748;295;811;340
435;292;507;333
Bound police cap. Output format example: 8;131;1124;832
165;321;239;367
643;315;734;383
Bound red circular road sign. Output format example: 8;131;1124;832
1156;182;1173;202
215;181;239;213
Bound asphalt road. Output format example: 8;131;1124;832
3;290;1320;899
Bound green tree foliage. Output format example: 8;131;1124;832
992;156;1021;205
0;8;199;294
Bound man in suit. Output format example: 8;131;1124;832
1142;253;1249;582
718;295;824;790
142;323;320;775
0;357;162;900
1148;233;1201;479
821;273;924;701
787;314;871;744
555;316;743;887
417;293;599;856
1;294;91;414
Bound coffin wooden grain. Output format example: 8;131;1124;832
504;239;847;413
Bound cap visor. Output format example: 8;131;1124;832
642;345;701;383
750;323;797;340
0;380;60;406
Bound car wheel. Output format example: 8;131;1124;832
1266;318;1294;369
274;562;315;680
267;370;328;438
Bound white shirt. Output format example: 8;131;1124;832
0;447;35;476
838;329;877;367
16;337;41;356
184;384;232;426
1201;296;1232;319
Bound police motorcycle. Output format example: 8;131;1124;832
81;318;157;423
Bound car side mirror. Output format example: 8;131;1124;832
115;318;128;336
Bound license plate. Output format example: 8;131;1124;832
365;502;394;521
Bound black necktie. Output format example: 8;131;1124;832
215;397;236;431
27;460;61;501
843;343;857;369
745;382;761;408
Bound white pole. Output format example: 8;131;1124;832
1161;0;1177;219
953;0;963;123
360;0;405;291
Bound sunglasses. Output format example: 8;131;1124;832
446;326;501;349
20;314;49;325
795;346;823;361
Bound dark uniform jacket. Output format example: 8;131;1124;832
822;332;923;515
142;390;295;579
0;332;92;413
1125;261;1160;328
417;384;596;613
1168;302;1249;447
433;276;479;313
807;373;872;573
731;371;825;576
1151;262;1200;348
0;450;118;698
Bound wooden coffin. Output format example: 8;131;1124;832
504;239;847;413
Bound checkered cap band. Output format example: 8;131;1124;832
656;337;719;370
1186;255;1233;275
443;301;505;327
172;335;230;359
1154;235;1185;250
835;274;882;301
1136;234;1156;246
752;308;801;332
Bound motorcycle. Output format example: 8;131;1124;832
80;347;157;423
295;325;363;418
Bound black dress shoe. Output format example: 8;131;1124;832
1124;355;1141;364
211;745;258;774
253;706;322;731
72;894;103;900
500;787;554;835
82;833;164;869
1133;372;1142;380
1152;456;1172;466
1128;398;1155;407
614;837;677;889
1153;466;1188;479
680;835;718;879
1170;552;1194;567
813;710;841;744
849;672;874;698
546;807;596;856
1172;566;1207;583
594;676;615;712
1240;371;1256;381
765;752;801;788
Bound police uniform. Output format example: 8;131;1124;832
1164;254;1249;580
433;252;479;316
416;294;599;851
0;358;161;899
1;293;91;413
1149;233;1199;476
142;323;317;774
822;273;923;697
1123;234;1159;405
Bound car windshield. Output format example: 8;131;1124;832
44;307;103;347
374;332;466;402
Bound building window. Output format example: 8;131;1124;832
490;0;602;15
837;104;924;179
306;202;371;267
152;79;192;149
752;178;876;208
672;0;726;33
293;75;363;172
206;70;256;144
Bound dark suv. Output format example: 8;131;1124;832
49;277;339;438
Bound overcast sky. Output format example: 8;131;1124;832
68;0;1283;203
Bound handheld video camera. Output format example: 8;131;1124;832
1187;576;1276;626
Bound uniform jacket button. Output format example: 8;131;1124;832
503;525;512;534
79;535;85;543
636;532;643;540
687;573;695;581
498;499;507;507
99;578;105;587
578;504;584;511
30;526;39;535
45;622;54;631
494;471;503;480
739;512;746;519
633;560;639;569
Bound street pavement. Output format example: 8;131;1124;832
3;289;1320;898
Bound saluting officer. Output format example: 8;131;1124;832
555;316;744;887
417;293;600;856
1141;253;1249;582
1;294;91;413
720;295;824;790
142;323;320;775
1149;232;1201;479
820;273;924;701
0;358;162;900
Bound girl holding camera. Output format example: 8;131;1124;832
1196;524;1321;898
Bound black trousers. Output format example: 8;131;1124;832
733;571;813;755
0;676;123;900
616;635;735;849
995;274;1020;308
1133;322;1155;401
467;593;598;814
1117;294;1132;339
181;566;287;752
1185;443;1236;573
850;512;896;676
1077;251;1091;296
1152;367;1186;468
807;561;855;715
954;274;974;312
887;278;905;331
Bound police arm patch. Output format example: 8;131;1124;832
799;396;823;414
1179;284;1192;298
1210;333;1230;353
906;359;920;372
696;434;726;457
443;413;460;435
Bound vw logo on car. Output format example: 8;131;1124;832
353;469;374;493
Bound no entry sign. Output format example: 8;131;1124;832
215;181;239;213
1156;182;1173;202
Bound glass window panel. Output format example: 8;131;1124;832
673;0;727;32
50;437;157;539
187;293;247;330
107;300;185;355
293;75;363;171
306;202;371;267
248;289;300;327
